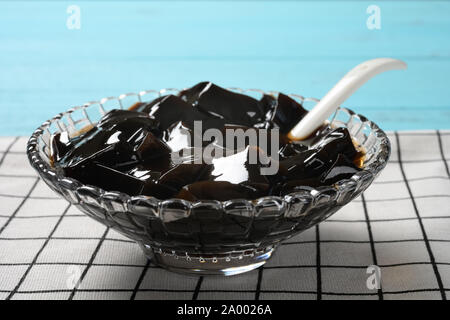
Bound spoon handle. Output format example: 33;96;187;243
288;58;407;141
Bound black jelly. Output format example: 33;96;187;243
50;82;363;201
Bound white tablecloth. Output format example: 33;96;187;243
0;131;449;300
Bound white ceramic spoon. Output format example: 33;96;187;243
288;58;407;141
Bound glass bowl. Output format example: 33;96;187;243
26;88;390;276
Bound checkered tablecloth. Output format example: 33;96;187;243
1;131;450;300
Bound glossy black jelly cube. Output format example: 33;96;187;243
179;82;267;126
272;93;308;133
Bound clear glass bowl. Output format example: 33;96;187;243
26;88;390;276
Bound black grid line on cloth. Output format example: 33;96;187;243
437;130;450;179
390;132;450;136
3;260;450;270
0;261;157;268
1;235;450;246
354;195;450;202
325;215;450;223
0;194;59;200
5;203;72;300
130;259;151;300
262;262;450;269
389;159;450;164
68;227;109;300
0;214;85;219
395;131;447;300
0;133;448;300
0;237;449;249
0;137;19;166
284;239;450;245
1;212;450;224
2;288;449;297
373;176;450;184
7;151;29;155
254;267;263;300
192;276;204;300
0;236;134;243
361;193;383;300
0;137;40;235
0;174;37;178
315;225;322;300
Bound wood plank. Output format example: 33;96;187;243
1;1;449;134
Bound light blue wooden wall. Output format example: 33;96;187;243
1;1;450;135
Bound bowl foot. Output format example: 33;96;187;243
140;244;275;276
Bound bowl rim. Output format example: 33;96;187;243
26;87;391;210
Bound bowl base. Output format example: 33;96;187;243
140;244;275;276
